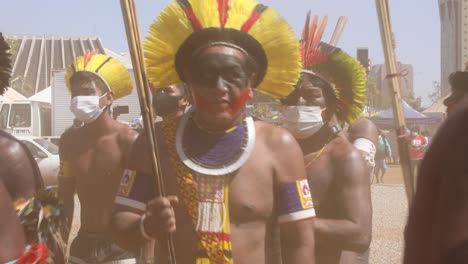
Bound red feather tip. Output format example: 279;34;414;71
218;0;229;27
241;4;268;32
83;50;98;68
301;13;329;68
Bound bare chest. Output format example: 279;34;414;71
68;135;125;178
227;155;275;225
305;150;335;207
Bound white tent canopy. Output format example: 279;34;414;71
28;86;51;103
423;96;448;113
0;88;27;102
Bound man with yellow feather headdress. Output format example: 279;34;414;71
58;51;139;263
281;12;374;264
111;0;316;263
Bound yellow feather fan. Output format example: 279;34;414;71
144;0;301;99
65;52;133;100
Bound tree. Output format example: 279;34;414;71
403;93;424;112
428;81;442;104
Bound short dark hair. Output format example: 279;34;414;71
449;71;468;92
69;71;110;94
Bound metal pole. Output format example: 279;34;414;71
375;0;415;203
120;0;177;263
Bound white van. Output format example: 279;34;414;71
0;101;52;137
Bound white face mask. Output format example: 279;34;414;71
282;106;324;139
70;93;108;124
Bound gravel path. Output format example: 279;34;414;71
369;184;408;264
70;184;409;263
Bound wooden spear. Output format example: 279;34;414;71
329;16;348;46
375;0;415;203
120;0;177;263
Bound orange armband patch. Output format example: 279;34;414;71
58;160;72;178
274;179;316;224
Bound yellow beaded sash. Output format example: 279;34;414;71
162;120;233;264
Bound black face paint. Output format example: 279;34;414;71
189;53;251;90
153;92;183;117
296;74;331;107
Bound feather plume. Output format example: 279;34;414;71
218;0;229;27
299;11;367;123
65;53;132;99
145;0;301;99
0;33;11;95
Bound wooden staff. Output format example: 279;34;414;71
329;16;348;46
375;0;415;204
120;0;177;263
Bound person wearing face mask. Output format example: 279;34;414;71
58;51;139;263
152;83;189;121
280;12;373;264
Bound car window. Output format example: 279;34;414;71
9;104;31;127
48;138;60;146
22;140;47;158
33;138;59;155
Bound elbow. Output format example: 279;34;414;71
347;233;372;252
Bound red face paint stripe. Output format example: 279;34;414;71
241;4;268;32
218;0;229;28
226;89;251;114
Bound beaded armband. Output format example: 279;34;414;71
274;179;316;224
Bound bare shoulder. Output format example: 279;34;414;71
117;122;139;146
255;121;299;151
348;118;378;144
254;121;306;183
59;127;80;157
329;136;363;163
0;135;27;160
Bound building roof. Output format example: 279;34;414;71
4;34;107;96
423;96;447;113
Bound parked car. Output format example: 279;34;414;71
42;136;60;147
16;136;59;186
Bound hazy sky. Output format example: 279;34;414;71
1;0;440;106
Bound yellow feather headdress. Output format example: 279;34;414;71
65;52;133;100
144;0;301;99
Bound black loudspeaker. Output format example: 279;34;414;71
357;48;370;74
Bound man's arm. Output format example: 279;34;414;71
269;126;315;264
314;146;372;252
0;180;25;263
57;132;76;243
0;136;40;200
127;131;153;175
